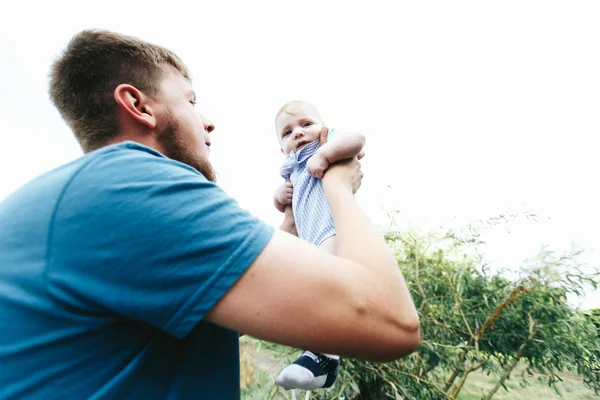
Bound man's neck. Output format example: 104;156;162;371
105;134;165;156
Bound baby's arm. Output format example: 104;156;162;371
273;180;293;213
274;180;298;236
319;131;366;164
306;131;366;178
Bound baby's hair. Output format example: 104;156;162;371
275;100;324;124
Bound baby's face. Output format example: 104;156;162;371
276;102;324;154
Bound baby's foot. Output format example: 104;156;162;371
275;351;340;391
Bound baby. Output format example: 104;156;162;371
273;100;366;391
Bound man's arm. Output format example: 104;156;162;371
206;156;420;362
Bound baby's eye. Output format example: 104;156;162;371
303;122;312;127
284;130;292;136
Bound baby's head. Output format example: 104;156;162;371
275;100;325;154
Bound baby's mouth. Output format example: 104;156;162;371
296;140;309;150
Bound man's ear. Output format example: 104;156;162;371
114;84;157;129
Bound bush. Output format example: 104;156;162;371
314;218;599;399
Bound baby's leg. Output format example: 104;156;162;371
318;235;336;254
275;235;341;391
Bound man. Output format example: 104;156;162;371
0;30;420;399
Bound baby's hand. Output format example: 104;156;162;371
306;152;330;179
275;181;293;206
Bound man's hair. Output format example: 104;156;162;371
49;29;191;152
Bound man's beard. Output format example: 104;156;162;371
158;113;217;182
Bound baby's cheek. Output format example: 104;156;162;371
309;127;323;140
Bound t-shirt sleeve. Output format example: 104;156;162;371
45;146;275;338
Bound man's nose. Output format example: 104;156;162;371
203;118;215;134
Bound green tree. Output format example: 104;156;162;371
322;219;600;400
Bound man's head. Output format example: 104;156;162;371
275;100;324;154
49;30;216;181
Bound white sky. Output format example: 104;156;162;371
1;1;598;308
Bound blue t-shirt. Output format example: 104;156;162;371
0;142;274;399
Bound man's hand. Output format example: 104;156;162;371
306;152;330;179
273;181;293;213
319;126;329;147
322;153;364;195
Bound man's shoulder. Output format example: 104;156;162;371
33;141;192;185
60;141;203;190
82;141;198;176
56;141;209;208
0;141;203;220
